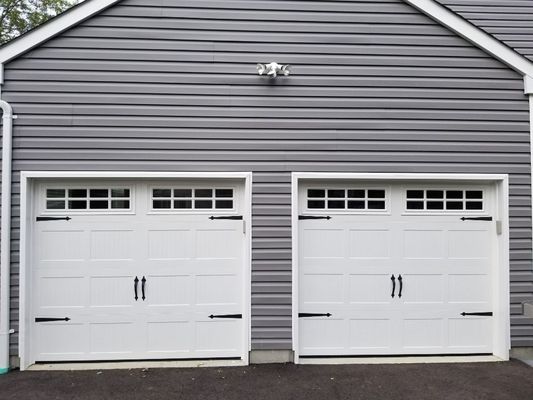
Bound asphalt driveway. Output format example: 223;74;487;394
0;360;532;400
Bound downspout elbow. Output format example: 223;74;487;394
0;97;14;374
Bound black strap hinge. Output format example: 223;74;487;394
460;217;493;222
209;216;243;220
209;314;242;319
299;313;332;318
299;216;332;220
461;312;493;317
35;317;71;323
36;216;71;222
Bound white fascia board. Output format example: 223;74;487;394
525;76;533;95
0;0;121;64
404;0;533;78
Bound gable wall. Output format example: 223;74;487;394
2;0;533;355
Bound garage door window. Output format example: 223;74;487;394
46;188;131;211
406;189;484;212
306;189;387;211
152;188;234;210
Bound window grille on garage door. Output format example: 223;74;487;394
151;188;235;211
45;188;131;211
306;188;388;211
405;189;484;212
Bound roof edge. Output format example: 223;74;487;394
404;0;533;77
0;0;121;64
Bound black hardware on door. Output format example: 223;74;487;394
461;312;493;317
391;275;396;298
36;216;71;222
299;215;332;220
141;277;146;301
460;217;493;222
209;216;243;220
35;317;70;323
209;314;243;319
134;277;139;301
398;275;403;298
298;313;332;318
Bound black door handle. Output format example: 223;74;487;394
134;276;139;301
391;274;396;298
141;276;146;301
398;275;403;298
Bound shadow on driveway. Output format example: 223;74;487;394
0;359;532;400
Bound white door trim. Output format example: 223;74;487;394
291;172;510;364
19;171;253;371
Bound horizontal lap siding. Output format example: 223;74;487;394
2;0;532;354
437;0;533;62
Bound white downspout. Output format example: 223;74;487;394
0;64;14;374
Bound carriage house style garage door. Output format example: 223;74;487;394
29;179;247;363
297;179;506;358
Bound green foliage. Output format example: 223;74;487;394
0;0;79;44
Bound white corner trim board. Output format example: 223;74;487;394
404;0;533;78
526;76;533;95
0;0;121;64
0;99;14;375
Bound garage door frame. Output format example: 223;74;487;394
291;172;510;363
18;171;253;371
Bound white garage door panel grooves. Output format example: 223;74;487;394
298;180;498;358
31;180;246;363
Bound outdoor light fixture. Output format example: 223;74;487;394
256;62;291;78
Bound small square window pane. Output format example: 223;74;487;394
466;191;483;200
308;189;325;199
407;190;424;199
446;201;464;210
328;200;345;209
216;200;233;209
47;200;65;210
90;200;108;209
368;200;385;210
328;190;345;199
174;200;192;209
153;189;171;198
466;201;483;210
153;200;171;209
347;190;365;199
69;189;87;198
174;189;192;198
407;201;424;210
195;200;213;209
427;201;444;210
368;190;385;199
308;200;325;209
446;191;463;199
90;189;109;198
195;189;212;198
68;200;87;210
111;200;130;209
215;189;233;198
347;200;365;209
427;190;444;199
112;189;130;198
47;189;65;199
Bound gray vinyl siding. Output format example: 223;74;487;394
437;0;533;62
1;0;533;355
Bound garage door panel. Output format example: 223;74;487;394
195;228;242;260
145;275;192;306
89;322;137;355
146;321;192;354
298;181;496;357
38;276;85;308
89;276;135;307
195;320;242;354
39;230;88;261
195;275;240;306
90;230;136;261
35;323;87;358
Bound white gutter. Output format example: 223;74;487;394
0;64;14;374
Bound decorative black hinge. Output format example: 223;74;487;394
209;314;242;319
35;317;71;323
209;216;243;220
298;313;332;318
460;217;493;222
299;216;332;220
36;216;71;222
461;312;493;317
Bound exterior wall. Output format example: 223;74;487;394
437;0;533;62
1;0;533;356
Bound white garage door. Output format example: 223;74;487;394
31;180;247;362
298;182;498;357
